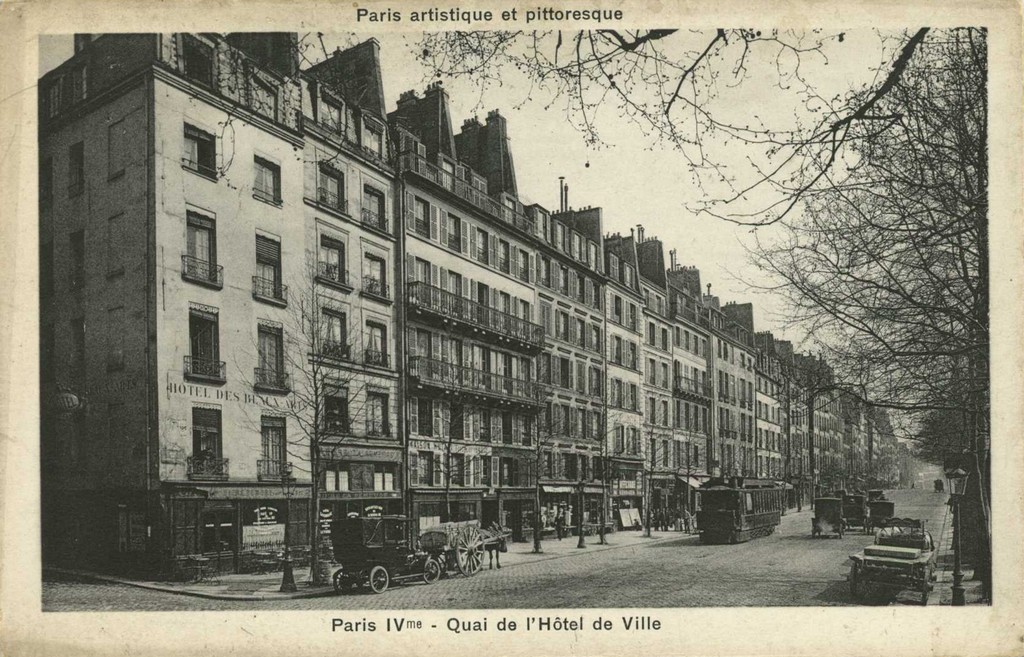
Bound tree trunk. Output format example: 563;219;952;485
309;446;322;585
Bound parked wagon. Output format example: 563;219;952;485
329;516;442;594
866;499;896;532
843;494;869;533
418;521;512;577
849;518;935;604
812;497;844;538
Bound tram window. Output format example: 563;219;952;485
745;493;754;513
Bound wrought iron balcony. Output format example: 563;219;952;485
361;276;390;299
184;355;225;383
319;341;351;361
721;429;739;441
317;186;347;213
254;367;290;392
361;207;389;233
408;356;545;405
252;276;287;305
398;152;535;236
407;281;545;350
316;261;350;288
366;420;391;438
674;375;712;400
406;209;430;237
187;455;229;480
364;349;390;368
181;254;223;289
257;459;293;481
323;417;350;435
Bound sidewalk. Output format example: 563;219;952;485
45;528;688;602
924;501;986;606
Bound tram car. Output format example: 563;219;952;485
696;477;786;544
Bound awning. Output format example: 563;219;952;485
677;476;704;489
542;485;575;494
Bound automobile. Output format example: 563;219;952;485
842;493;869;533
866;499;896;532
329;516;441;594
848;518;935;604
812;497;844;538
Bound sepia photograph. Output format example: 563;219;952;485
3;2;1022;654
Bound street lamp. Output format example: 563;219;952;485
945;466;969;606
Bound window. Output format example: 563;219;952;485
613;295;623;324
446;213;462;250
363;120;384;157
46;79;62;118
69;230;85;290
184;211;219;285
256;324;285;388
361;185;386;231
475;228;490;264
251;78;278;120
261;416;286;464
365;322;388;367
322;309;348;359
70;65;87;103
367;392;389;436
68;142;84;197
106;307;124;370
253;157;281;204
362;253;388;298
320;96;343;132
105;214;124;276
192;407;222;458
417;451;435;486
324;384;349;433
317;166;344;210
182;36;213;86
497;239;510;273
373;464;396;491
318;235;346;286
107;119;127;179
254;235;284;302
413;198;429;237
325;464;350;492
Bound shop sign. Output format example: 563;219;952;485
166;381;305;411
364;504;384;518
319;506;333;534
253;505;279;525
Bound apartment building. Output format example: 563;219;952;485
602;233;646;520
390;87;544;538
754;332;784;479
537;206;608;531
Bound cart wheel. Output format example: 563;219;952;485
849;564;860;598
422;558;441;584
368;565;390;594
456;526;484;576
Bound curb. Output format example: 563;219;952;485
500;532;683;570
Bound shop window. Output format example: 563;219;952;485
201;508;236;555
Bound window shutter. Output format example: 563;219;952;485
408;398;418;435
440;211;448;246
406;254;416;282
410;451;419;485
255;235;280;262
460;224;470;256
439;267;449;292
407;329;418;356
405;191;415;226
527;253;534;283
430;205;439;241
430;264;438;287
433;452;442;486
489;235;498;266
491;456;500;487
441;402;451;438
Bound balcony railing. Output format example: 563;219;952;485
182;157;217;179
407;281;545;349
674;376;712;399
722;429;739;441
364;349;390;368
184;355;225;382
361;207;389;233
406;209;430;237
317;186;347;213
366;421;391;438
187;455;229;480
316;261;349;288
319;341;351;361
181;254;223;289
254;367;290;392
362;276;390;299
323;417;350;435
252;276;288;305
257;459;293;481
408;356;545;404
398;152;535;236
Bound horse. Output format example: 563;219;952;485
484;523;509;569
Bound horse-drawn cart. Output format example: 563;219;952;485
418;521;511;576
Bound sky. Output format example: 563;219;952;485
39;30;896;346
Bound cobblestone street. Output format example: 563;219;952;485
42;489;948;611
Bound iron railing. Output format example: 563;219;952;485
252;276;287;304
257;459;293;481
364;349;390;368
181;254;223;289
316;261;349;287
366;420;391;437
317;186;347;213
408;356;545;404
362;276;390;299
187;455;229;480
674;376;712;399
407;281;544;348
319;341;351;361
361;207;389;233
398;152;535;236
254;367;290;391
184;355;225;382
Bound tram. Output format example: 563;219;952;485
696;477;786;544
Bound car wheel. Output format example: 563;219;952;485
423;558;441;585
368;565;390;594
332;570;348;594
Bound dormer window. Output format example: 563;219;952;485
320;95;343;133
363;119;384;158
252;78;278;121
182;36;213;87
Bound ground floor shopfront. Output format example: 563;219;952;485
536;482;608;538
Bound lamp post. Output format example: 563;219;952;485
279;466;297;593
946;466;969;606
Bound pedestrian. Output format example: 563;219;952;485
554;507;565;540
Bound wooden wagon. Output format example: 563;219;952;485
418;521;511;577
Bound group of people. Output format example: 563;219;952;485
647;508;698;534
